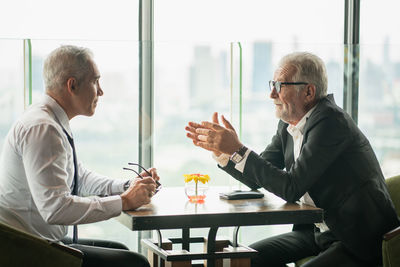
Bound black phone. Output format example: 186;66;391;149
219;190;264;200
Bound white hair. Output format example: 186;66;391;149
278;52;328;100
43;45;93;92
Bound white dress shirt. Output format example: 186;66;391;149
214;106;328;231
0;95;129;241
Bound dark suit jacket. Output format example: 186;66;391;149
221;94;400;261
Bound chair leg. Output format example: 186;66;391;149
223;257;251;267
148;240;173;267
164;260;191;267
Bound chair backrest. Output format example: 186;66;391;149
0;221;83;267
386;175;400;216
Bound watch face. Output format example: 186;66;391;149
232;153;243;163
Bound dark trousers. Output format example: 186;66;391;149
249;225;379;267
63;237;149;267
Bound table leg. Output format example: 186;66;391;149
206;227;219;267
232;226;240;247
182;228;190;251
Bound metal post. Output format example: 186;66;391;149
138;0;154;253
23;39;32;108
343;0;360;123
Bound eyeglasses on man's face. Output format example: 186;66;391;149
268;80;308;94
123;162;162;194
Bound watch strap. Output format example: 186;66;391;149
230;145;248;164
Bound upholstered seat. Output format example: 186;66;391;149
296;175;400;267
382;175;400;267
0;221;83;267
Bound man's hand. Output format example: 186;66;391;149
138;167;160;183
120;177;156;211
185;112;243;155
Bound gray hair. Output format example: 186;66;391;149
43;45;94;92
278;52;328;100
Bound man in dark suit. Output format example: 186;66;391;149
185;52;400;266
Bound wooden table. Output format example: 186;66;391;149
117;187;323;267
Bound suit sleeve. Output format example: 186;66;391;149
242;113;353;202
220;122;286;190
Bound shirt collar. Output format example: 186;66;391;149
42;94;72;137
287;106;317;136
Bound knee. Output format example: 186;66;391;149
129;252;150;267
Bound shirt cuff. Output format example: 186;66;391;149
111;179;132;195
234;148;252;173
212;153;230;167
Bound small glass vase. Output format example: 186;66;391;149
185;180;209;203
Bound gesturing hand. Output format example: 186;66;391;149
185;112;242;155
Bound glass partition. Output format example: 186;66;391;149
0;0;144;251
358;0;400;178
154;0;344;247
153;41;231;187
0;39;141;250
0;40;24;149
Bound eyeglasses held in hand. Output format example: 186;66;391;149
123;162;162;193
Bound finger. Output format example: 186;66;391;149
192;140;201;147
221;115;236;131
186;132;197;139
197;134;210;142
186;131;199;141
185;125;197;133
212;112;219;124
139;170;149;178
132;177;142;185
188;121;203;128
145;183;156;192
139;177;157;185
148;167;160;181
201;121;223;130
195;128;213;136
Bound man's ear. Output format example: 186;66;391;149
304;84;316;103
66;77;77;95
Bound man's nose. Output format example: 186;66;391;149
269;88;278;99
97;86;104;96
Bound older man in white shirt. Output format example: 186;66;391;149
0;45;159;267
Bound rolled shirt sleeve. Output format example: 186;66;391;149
21;123;123;225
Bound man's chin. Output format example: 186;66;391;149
275;110;282;119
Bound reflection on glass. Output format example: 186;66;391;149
0;40;24;150
154;0;344;248
359;0;400;178
27;40;140;250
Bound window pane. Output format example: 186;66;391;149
29;40;140;249
155;0;344;245
359;0;400;178
0;0;138;40
1;0;141;251
0;40;24;150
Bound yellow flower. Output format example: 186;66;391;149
183;173;210;184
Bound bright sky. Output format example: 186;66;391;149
0;0;398;44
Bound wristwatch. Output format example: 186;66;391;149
123;180;131;191
230;145;248;164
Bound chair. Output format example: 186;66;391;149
296;175;400;267
0;221;83;267
382;175;400;267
